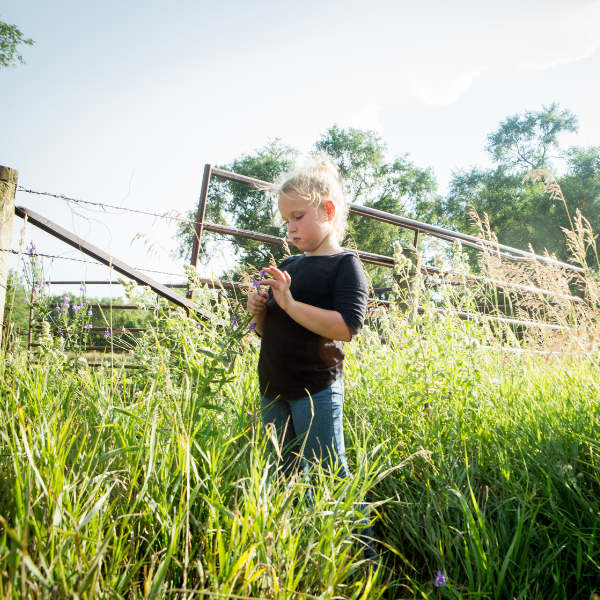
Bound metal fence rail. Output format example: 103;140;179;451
10;162;582;358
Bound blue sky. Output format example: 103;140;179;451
1;0;599;296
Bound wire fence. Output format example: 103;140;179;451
6;165;586;362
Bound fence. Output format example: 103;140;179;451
0;163;587;362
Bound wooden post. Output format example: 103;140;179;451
187;164;212;300
0;166;18;349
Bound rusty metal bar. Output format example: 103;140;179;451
49;280;188;288
201;221;394;268
29;343;134;351
88;364;142;369
188;164;213;300
190;164;212;269
14;206;214;320
47;303;147;310
28;326;147;333
210;167;584;273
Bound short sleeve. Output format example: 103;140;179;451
332;254;369;340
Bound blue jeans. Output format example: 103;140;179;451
260;377;350;480
260;377;378;561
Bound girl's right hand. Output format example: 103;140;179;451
247;290;269;315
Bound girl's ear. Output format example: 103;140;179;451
324;200;336;221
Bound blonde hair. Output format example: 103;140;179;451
276;153;349;243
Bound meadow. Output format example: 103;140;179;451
1;220;600;599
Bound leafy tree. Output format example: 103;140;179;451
0;18;34;69
315;126;438;254
176;127;439;286
427;105;600;264
486;103;578;172
175;140;298;273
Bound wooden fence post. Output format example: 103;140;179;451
0;166;18;349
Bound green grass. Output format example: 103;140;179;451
1;302;599;599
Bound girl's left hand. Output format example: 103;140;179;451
259;266;294;312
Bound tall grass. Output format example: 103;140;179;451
1;299;599;598
2;181;600;597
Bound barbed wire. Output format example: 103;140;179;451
0;249;184;278
17;185;195;225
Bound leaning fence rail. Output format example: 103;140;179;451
4;161;586;360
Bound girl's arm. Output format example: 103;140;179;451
284;301;352;342
259;266;352;342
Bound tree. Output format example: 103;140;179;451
176;127;440;285
486;103;578;172
0;18;34;69
427;105;600;265
315;126;439;283
175;140;298;273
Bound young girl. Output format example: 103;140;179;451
246;154;369;487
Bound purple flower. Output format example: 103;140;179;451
104;331;110;339
252;280;260;288
259;269;265;277
84;324;93;330
434;571;446;588
46;281;51;287
72;305;80;311
248;322;256;330
121;327;126;333
232;316;238;326
87;310;93;316
80;286;85;292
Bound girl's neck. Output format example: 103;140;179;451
305;237;343;256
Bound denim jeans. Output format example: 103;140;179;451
260;377;350;480
260;378;378;562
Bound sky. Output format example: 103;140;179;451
1;0;599;298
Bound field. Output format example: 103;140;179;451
1;279;600;600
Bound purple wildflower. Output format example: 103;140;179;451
104;331;110;339
84;324;93;330
434;571;446;588
252;280;260;288
87;310;93;316
248;322;256;330
72;304;80;311
232;316;238;326
121;327;126;333
259;269;265;277
46;281;51;287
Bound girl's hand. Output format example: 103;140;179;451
259;266;294;312
246;289;269;315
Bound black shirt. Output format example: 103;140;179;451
258;251;369;401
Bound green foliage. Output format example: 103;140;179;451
486;103;578;172
1;300;599;598
315;126;439;284
175;140;298;272
0;18;34;68
176;127;439;287
425;105;600;263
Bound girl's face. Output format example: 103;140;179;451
278;191;339;255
